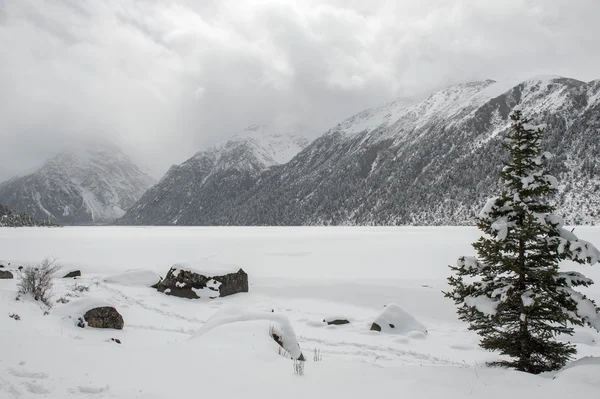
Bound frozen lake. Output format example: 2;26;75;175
1;226;600;398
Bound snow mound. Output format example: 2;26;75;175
371;304;427;335
104;269;161;287
554;357;600;387
192;307;304;360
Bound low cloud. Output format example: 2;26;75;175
1;0;599;180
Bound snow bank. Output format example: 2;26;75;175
104;269;161;287
192;307;304;360
371;304;427;335
554;356;600;387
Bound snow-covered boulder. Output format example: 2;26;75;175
104;269;161;288
157;263;248;299
192;307;304;361
62;270;81;278
0;269;13;279
0;260;9;268
370;304;427;335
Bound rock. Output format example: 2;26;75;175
323;318;350;325
111;338;122;344
62;270;81;278
83;307;124;330
157;266;248;299
0;270;14;279
370;304;427;335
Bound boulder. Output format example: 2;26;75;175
0;260;8;268
0;270;13;279
62;270;81;278
370;304;427;335
157;266;248;299
82;307;124;330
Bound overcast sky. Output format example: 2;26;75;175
1;0;599;181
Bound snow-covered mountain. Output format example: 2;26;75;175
117;125;312;225
0;142;155;225
119;75;600;226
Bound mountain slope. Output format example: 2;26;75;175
117;125;311;225
0;204;58;227
0;142;155;225
120;76;600;226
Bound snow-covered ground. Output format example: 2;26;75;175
1;227;599;398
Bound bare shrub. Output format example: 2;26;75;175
313;348;322;362
17;258;61;306
293;359;304;376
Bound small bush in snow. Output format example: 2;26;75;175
9;313;21;321
70;283;90;293
17;257;61;306
56;296;70;304
313;348;322;362
293;359;304;376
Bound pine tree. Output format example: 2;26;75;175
445;107;600;374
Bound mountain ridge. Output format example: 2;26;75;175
118;75;600;226
0;142;155;225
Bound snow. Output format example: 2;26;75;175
1;226;599;398
464;295;499;316
170;261;241;277
478;197;498;219
371;304;427;335
191;279;221;299
104;269;161;287
457;256;483;271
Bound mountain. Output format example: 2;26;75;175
120;75;600;226
0;141;155;225
117;125;311;225
0;204;58;227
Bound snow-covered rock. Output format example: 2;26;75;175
0;140;155;225
61;270;81;279
0;269;14;279
157;262;248;299
370;304;427;335
192;307;304;361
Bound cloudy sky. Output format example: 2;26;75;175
1;0;599;181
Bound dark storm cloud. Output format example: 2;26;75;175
1;0;599;181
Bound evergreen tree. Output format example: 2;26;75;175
445;107;600;374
